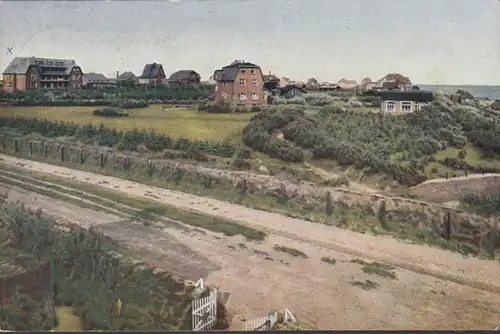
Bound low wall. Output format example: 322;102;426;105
1;137;499;256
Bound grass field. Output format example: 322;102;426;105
0;105;253;142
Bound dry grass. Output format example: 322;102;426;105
0;105;253;142
273;245;308;258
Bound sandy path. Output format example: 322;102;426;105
6;186;500;330
1;154;500;294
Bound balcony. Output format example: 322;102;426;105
40;77;69;82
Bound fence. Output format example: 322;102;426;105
190;278;218;331
244;308;297;330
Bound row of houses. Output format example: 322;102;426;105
0;57;202;92
8;56;499;114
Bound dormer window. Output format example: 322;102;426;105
250;69;255;74
240;69;247;74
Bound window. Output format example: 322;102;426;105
239;93;247;100
252;93;258;100
29;73;36;80
386;101;395;112
240;69;247;74
416;103;425;111
222;92;228;99
7;82;12;87
252;79;258;87
239;79;246;87
401;101;412;113
215;85;219;91
250;69;255;74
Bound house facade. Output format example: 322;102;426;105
213;60;267;106
138;63;166;85
2;56;83;92
168;70;201;84
379;91;434;113
83;72;117;89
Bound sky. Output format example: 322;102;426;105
0;0;499;85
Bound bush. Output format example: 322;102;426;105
93;107;129;117
206;101;232;114
303;93;334;106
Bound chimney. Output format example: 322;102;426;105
116;71;119;79
269;71;271;75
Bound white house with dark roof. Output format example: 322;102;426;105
2;56;83;92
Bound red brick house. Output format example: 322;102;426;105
2;56;83;92
213;60;267;106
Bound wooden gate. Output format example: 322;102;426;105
191;288;217;331
244;311;278;331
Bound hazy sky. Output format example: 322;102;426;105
1;0;499;85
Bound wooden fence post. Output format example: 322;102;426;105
100;152;104;168
0;137;5;152
80;149;84;164
60;146;65;162
29;142;33;156
325;191;333;216
147;160;154;177
123;157;129;171
14;139;18;154
44;143;48;158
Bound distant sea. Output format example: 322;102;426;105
418;85;500;100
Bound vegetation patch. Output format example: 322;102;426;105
93;107;129;117
0;203;203;330
242;103;500;185
0;112;241;156
273;245;308;259
352;280;379;290
350;259;397;279
320;256;337;265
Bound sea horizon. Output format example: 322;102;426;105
417;84;500;100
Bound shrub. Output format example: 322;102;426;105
206;101;232;114
92;107;129;117
304;93;334;106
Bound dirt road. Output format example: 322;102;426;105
2;154;500;329
7;186;500;330
2;154;499;292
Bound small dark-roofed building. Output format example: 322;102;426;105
138;62;166;85
117;71;138;85
263;72;280;91
379;91;434;113
83;72;117;89
168;70;201;84
280;84;307;98
490;99;500;111
455;89;475;104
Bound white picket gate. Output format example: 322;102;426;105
191;287;217;331
494;324;500;330
244;311;278;331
